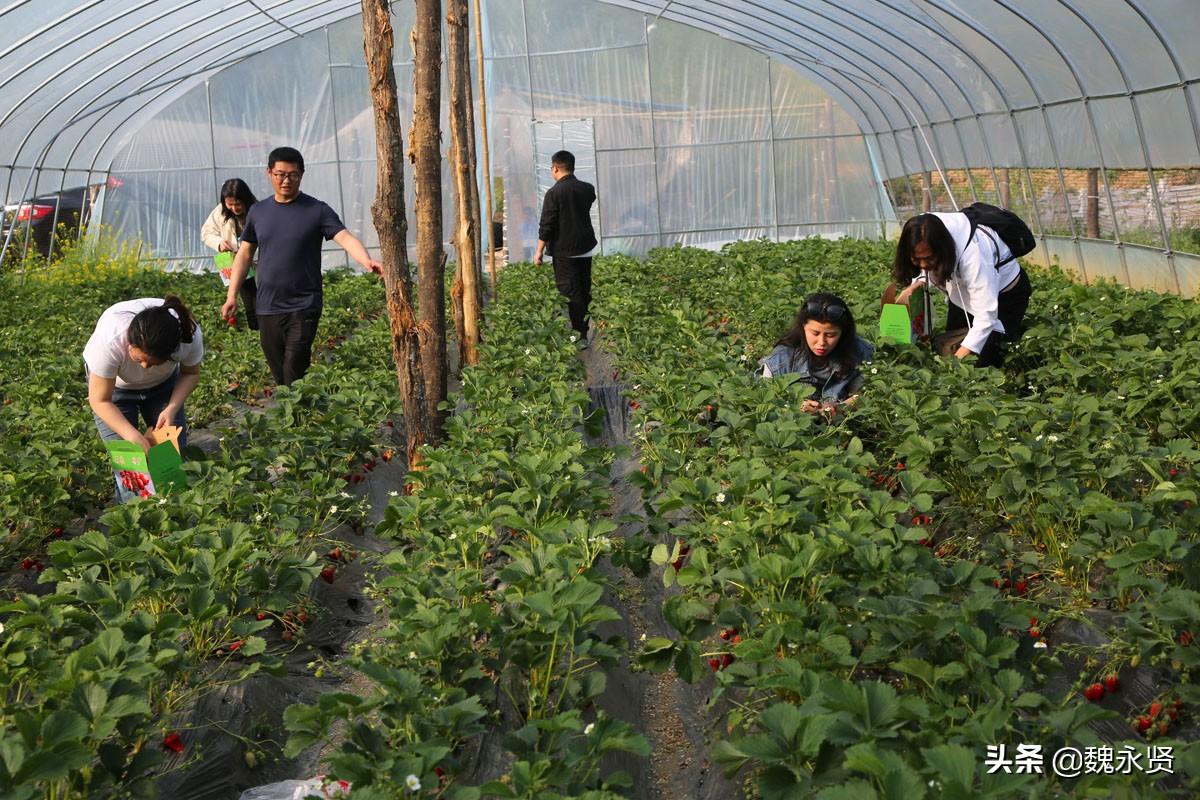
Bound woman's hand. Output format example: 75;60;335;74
801;399;822;414
128;431;153;455
218;240;236;252
154;405;180;432
896;276;927;305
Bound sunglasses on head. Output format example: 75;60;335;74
805;299;847;322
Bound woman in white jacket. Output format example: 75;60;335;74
201;178;258;329
892;212;1032;368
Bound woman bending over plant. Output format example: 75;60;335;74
759;293;874;415
891;211;1032;367
84;296;204;498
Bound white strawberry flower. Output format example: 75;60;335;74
716;492;726;503
406;774;421;791
584;723;595;735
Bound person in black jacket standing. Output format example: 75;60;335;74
534;150;597;345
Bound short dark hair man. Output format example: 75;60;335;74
534;150;597;345
220;146;381;385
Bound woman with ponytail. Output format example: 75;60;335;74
84;296;204;497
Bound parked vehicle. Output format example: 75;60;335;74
2;183;102;259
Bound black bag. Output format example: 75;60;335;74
961;202;1035;269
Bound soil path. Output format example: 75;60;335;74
581;332;742;800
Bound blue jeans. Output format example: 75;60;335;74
92;371;187;502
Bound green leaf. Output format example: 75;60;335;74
40;710;88;748
817;781;878;800
922;743;976;789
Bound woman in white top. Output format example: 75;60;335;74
84;296;204;473
201;178;258;329
891;212;1032;368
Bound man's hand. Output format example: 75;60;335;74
365;258;383;275
220;297;238;322
801;399;822;414
534;252;544;265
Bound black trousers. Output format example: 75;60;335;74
257;308;321;386
552;256;592;337
946;268;1032;368
238;276;260;331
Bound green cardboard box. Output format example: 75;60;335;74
879;286;932;344
105;425;188;496
214;251;234;286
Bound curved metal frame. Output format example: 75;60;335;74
1;0;1197;293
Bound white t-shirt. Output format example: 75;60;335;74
83;298;204;390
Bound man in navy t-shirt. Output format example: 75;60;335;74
221;147;381;385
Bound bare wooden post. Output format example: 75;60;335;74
448;0;481;368
472;0;498;301
361;0;429;468
921;171;932;212
411;0;448;437
1086;167;1101;238
998;167;1011;209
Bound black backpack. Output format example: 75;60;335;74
960;202;1035;269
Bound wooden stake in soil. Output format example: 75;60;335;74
472;0;498;301
361;0;430;468
448;0;482;368
411;0;449;438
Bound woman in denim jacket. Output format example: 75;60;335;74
759;293;874;415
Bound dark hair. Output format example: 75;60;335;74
127;296;197;360
219;178;257;223
268;146;305;173
551;150;575;172
776;292;861;375
893;214;958;287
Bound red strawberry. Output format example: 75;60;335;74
993;579;1004;589
20;557;37;571
49;526;64;538
731;634;741;645
1137;715;1152;732
385;420;395;428
229;640;244;652
228;315;236;327
895;462;905;470
671;558;684;571
720;653;735;667
161;732;185;753
263;387;274;398
1181;631;1193;646
382;450;394;462
1029;627;1041;639
1083;683;1105;702
1014;580;1028;595
1168;708;1179;721
629;401;639;410
705;404;714;412
709;658;721;672
1170;468;1179;477
327;547;343;562
719;629;731;640
255;612;267;621
1104;674;1119;693
1150;701;1163;718
298;610;308;624
320;566;336;584
281;629;294;642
